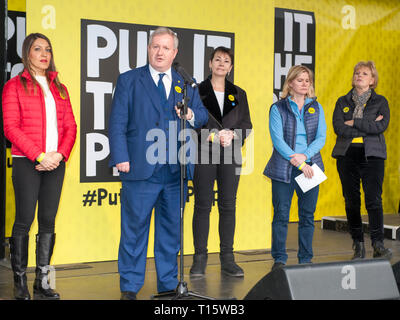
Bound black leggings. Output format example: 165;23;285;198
336;145;385;243
11;157;65;236
192;161;241;255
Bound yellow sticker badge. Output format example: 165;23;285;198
175;86;182;93
228;94;235;101
343;107;349;113
60;92;66;100
308;107;315;114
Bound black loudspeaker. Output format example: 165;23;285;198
392;261;400;292
244;259;400;300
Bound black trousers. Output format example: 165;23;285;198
192;161;241;255
336;145;385;243
11;157;65;236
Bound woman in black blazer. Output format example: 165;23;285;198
190;47;252;277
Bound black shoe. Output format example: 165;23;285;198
190;253;207;277
351;241;365;260
13;273;31;300
220;253;244;277
9;235;31;300
271;262;285;271
33;274;60;300
372;241;392;260
121;291;137;300
33;233;60;300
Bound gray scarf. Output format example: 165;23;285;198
352;88;371;119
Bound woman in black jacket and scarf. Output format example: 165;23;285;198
190;47;252;277
332;61;391;260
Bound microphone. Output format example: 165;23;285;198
173;62;197;88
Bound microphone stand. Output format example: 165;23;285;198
151;79;215;300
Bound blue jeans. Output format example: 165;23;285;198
271;167;319;264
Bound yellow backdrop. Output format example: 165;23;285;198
4;0;399;266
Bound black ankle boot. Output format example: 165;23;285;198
351;241;365;260
372;240;392;260
190;253;208;277
220;253;244;277
33;233;60;299
9;235;31;300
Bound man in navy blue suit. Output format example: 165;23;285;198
109;27;208;300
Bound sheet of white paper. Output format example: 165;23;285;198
294;163;327;193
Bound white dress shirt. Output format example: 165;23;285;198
149;64;172;99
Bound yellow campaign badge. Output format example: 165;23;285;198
228;94;235;101
175;86;182;93
343;107;349;113
60;92;66;100
308;107;315;114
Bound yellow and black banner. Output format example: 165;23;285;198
80;21;235;182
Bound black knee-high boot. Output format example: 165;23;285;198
9;235;31;300
33;233;60;299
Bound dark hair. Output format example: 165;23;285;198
210;46;234;65
20;33;66;96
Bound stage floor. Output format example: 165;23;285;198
1;220;399;300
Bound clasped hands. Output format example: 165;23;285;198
208;129;235;147
35;151;64;171
290;153;314;179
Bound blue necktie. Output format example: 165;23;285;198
157;73;167;102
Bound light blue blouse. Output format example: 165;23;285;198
269;97;327;161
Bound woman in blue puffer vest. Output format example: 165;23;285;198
264;65;327;271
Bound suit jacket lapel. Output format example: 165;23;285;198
199;78;223;123
171;69;184;110
223;79;238;117
139;65;163;115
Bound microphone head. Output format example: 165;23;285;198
173;62;197;88
174;62;188;75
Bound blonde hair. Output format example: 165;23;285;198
352;61;378;89
280;65;315;99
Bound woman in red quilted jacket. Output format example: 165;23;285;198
2;33;76;300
